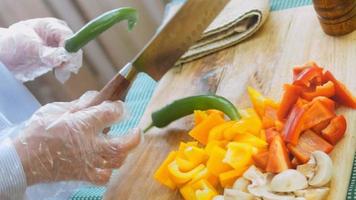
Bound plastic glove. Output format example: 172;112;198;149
0;18;83;83
13;91;141;186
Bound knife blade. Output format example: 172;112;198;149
86;0;230;107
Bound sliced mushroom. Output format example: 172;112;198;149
270;170;308;192
294;187;329;200
297;156;316;180
232;177;251;192
308;151;333;187
247;184;298;200
243;165;267;186
212;195;224;200
224;188;254;200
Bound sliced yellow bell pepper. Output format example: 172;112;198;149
205;140;228;156
208;121;235;142
189;167;219;188
223;142;254;170
154;151;178;189
239;108;262;136
219;165;248;188
247;86;279;117
176;157;197;172
189;112;225;145
177;142;208;167
206;146;232;176
194;110;208;125
233;132;268;149
168;160;205;185
180;179;218;200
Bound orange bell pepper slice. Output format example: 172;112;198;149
262;105;279;129
189;112;225;145
277;84;303;120
252;150;269;171
288;130;333;163
223;142;255;170
154;151;178;189
323;70;356;108
321;115;347;145
219;166;249;188
194;110;208;125
206;146;232;176
301;81;335;101
266;134;291;173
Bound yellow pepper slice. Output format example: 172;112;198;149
180;179;218;200
205;140;228;156
194;110;208;125
247;86;279;117
189;167;219;188
153;151;178;189
176;157;197;172
239;108;262;136
223;142;254;170
233;132;268;149
168;161;205;185
208;121;235;142
219;165;249;188
206;146;232;176
189;112;225;145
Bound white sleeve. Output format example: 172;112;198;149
0;138;27;200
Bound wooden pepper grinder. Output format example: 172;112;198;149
313;0;356;36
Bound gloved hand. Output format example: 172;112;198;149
13;91;141;186
0;18;82;83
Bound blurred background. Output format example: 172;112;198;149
0;0;166;104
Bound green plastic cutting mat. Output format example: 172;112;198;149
71;0;356;199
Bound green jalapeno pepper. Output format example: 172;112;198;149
144;95;240;132
65;7;138;52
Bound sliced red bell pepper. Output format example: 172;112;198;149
266;134;291;173
311;96;336;112
288;130;333;163
277;84;303;120
323;70;356;108
301;100;335;131
291;157;302;169
282;99;306;145
301;81;335;101
262;105;278;129
321;115;347;145
265;127;280;144
312;119;331;134
252;150;269;171
293;64;323;87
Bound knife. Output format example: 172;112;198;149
86;0;230;107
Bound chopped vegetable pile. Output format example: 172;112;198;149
153;62;356;200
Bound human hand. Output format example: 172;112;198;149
13;91;141;186
0;18;82;83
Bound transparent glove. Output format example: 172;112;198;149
0;18;83;83
13;91;141;186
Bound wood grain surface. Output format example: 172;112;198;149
104;6;356;200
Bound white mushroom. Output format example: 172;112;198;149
232;177;250;192
270;170;308;192
297;156;316;180
247;184;298;200
308;151;333;187
212;195;224;200
224;188;254;200
243;165;267;186
294;187;329;200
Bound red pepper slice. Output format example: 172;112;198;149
293;64;323;87
321;115;347;145
312;119;331;134
266;134;291;173
252;150;269;171
288;130;333;163
311;96;336;112
301;81;335;101
277;84;303;120
262;106;278;129
282;99;306;145
265;127;280;144
301;100;335;131
323;70;356;108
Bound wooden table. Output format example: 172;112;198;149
104;6;356;200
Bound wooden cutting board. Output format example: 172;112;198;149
104;6;356;200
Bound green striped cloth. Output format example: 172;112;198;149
71;0;356;199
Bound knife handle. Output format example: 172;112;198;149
84;63;138;108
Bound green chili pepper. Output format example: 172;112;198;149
144;95;240;133
65;7;138;53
